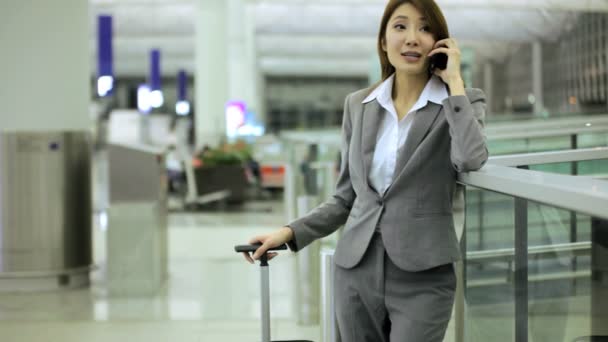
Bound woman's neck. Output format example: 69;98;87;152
392;71;429;106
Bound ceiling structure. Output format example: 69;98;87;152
89;0;607;78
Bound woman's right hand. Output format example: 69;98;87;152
242;226;294;264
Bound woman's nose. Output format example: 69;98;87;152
405;38;419;47
405;31;419;46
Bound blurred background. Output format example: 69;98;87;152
1;0;608;341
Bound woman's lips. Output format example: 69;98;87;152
401;52;422;62
402;54;421;62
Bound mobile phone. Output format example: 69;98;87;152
430;52;448;70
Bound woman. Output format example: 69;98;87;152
242;0;488;340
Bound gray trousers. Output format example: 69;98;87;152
334;232;456;342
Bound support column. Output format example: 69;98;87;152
0;0;91;130
227;0;259;116
195;0;260;148
257;68;267;129
195;0;228;148
368;52;382;85
0;0;92;291
532;41;544;115
251;10;265;129
606;26;608;112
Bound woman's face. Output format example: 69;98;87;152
382;3;436;76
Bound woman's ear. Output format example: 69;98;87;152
381;37;387;52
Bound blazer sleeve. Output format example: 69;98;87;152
441;88;489;172
286;94;357;252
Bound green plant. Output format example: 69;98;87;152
200;149;242;167
197;140;253;167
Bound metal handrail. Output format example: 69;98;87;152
487;147;608;166
487;124;608;140
485;115;608;132
467;241;591;262
458;164;608;220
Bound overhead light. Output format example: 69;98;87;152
97;75;113;97
137;84;152;114
150;90;164;108
97;16;114;97
99;211;108;232
176;100;190;116
585;123;592;127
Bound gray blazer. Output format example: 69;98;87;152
287;86;488;271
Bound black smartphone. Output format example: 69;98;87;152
430;52;448;70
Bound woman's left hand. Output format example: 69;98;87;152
427;38;463;85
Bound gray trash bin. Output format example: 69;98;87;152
0;131;93;291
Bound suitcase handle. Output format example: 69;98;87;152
234;243;287;253
235;243;288;267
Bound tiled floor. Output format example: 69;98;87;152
0;150;463;341
0;199;324;342
1;165;598;342
2;195;595;341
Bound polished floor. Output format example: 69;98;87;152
1;196;598;341
0;199;325;342
0;192;458;342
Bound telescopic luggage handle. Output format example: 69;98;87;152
235;243;288;266
234;243;287;253
235;243;313;342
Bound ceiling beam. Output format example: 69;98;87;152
92;58;195;77
257;34;375;58
259;57;369;77
90;0;192;5
256;0;608;12
438;0;608;12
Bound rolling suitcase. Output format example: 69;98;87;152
235;243;314;342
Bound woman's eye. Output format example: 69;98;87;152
421;26;431;32
394;24;406;30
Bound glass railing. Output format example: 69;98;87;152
280;129;341;224
280;125;608;342
279;115;608;164
462;190;599;342
458;148;608;342
486;116;608;155
489;147;608;177
485;113;608;124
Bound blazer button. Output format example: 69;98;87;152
454;106;461;112
377;199;383;206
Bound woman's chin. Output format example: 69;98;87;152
393;65;427;76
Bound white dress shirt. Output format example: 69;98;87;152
362;74;449;195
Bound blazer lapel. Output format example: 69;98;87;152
361;100;383;190
390;103;442;185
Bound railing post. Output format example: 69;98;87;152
514;166;529;342
478;190;485;252
284;145;297;223
591;217;608;337
296;195;320;325
321;249;340;342
570;136;579;293
455;186;467;342
454;260;466;342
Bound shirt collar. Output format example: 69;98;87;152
362;74;449;109
362;74;394;105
